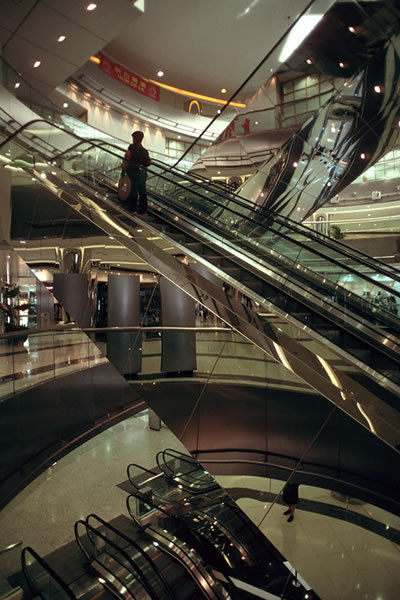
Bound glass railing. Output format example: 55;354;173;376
0;327;106;401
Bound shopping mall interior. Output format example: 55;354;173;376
1;1;400;600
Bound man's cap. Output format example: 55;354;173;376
131;131;144;141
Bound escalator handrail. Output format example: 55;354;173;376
84;514;176;600
127;463;162;492
3;115;400;288
74;518;160;600
21;546;77;600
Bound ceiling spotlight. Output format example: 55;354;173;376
63;102;69;108
293;161;298;167
374;84;382;93
360;152;366;159
306;58;313;65
14;82;20;89
157;70;164;77
57;35;66;42
33;60;41;68
221;88;227;94
217;109;221;114
348;26;356;33
177;135;181;139
86;3;97;10
338;61;346;68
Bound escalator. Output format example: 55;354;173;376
2;121;400;451
75;513;235;600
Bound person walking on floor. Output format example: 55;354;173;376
282;480;299;523
121;131;151;214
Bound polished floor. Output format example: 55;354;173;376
0;409;399;600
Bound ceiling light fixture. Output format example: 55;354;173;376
86;3;97;10
348;26;356;33
374;84;382;93
14;82;20;89
279;14;323;63
306;58;313;65
57;35;66;42
339;61;346;68
157;70;164;77
63;102;69;108
33;60;41;68
221;88;227;93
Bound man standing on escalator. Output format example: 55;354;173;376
121;130;151;214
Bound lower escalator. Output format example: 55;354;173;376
21;545;117;600
76;513;234;600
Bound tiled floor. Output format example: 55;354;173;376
0;411;399;600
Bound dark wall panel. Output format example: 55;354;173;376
142;381;400;515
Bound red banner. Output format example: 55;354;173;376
98;52;160;102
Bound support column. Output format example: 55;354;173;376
160;276;196;375
53;273;90;327
107;273;142;378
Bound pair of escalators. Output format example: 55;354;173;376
21;449;316;600
2;119;400;450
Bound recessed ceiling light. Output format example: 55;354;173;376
14;82;20;89
360;152;366;159
306;58;313;65
57;35;66;42
221;88;227;94
217;109;221;114
374;84;382;93
63;102;69;108
86;3;97;11
33;60;41;68
157;70;164;77
177;135;181;139
348;26;356;33
339;61;346;68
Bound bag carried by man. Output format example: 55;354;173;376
118;174;131;202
